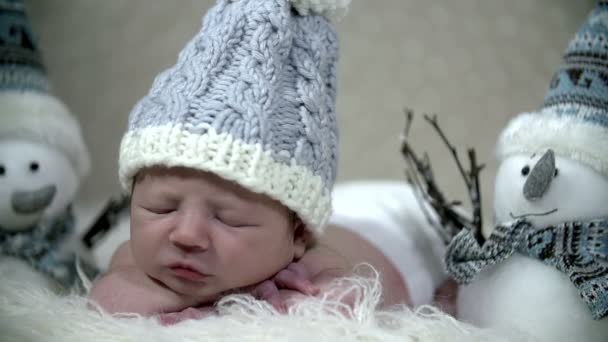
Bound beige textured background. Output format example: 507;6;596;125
26;0;593;227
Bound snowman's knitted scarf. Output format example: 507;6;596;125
0;206;98;291
446;218;608;319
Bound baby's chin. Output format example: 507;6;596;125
157;273;225;304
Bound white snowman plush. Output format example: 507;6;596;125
445;3;608;341
0;0;96;292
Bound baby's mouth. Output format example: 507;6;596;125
169;263;210;282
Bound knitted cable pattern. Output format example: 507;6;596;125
120;0;339;233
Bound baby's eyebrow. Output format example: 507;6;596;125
530;153;536;159
209;192;247;207
210;195;252;211
138;186;181;203
145;195;180;206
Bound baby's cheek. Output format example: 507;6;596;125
219;231;290;286
130;241;159;277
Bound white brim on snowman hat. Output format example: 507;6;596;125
497;103;608;178
0;90;90;179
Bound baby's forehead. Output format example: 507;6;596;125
134;166;285;206
136;166;242;191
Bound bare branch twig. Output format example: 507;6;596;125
400;110;480;242
423;114;470;188
468;149;485;244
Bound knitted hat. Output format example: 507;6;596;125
119;0;349;234
497;1;608;176
0;0;90;179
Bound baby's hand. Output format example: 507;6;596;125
90;266;200;316
250;262;319;312
157;306;216;326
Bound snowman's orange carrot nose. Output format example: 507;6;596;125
523;149;555;201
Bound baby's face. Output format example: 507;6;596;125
129;167;305;301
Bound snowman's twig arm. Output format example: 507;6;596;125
400;111;474;241
407;170;450;244
401;113;448;213
405;159;462;244
422;113;486;244
403;108;414;137
423;114;471;188
468;149;485;244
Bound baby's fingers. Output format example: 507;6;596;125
287;262;311;279
251;280;287;313
157;307;211;326
274;267;319;295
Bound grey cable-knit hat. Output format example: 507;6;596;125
119;0;350;234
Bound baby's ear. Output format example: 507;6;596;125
292;218;311;259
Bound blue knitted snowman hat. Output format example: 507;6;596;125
0;0;90;179
0;0;47;92
497;1;608;176
119;0;350;234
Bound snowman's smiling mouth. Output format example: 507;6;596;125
509;208;558;219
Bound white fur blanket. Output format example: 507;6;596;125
0;275;529;342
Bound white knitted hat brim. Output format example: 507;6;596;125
119;124;332;234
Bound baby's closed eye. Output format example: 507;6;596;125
144;207;176;215
134;202;177;215
215;212;257;228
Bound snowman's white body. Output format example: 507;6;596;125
0;139;80;290
457;153;608;341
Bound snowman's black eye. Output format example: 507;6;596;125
521;165;530;176
554;168;559;177
0;164;5;176
29;161;39;173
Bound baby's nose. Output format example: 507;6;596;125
169;215;211;252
